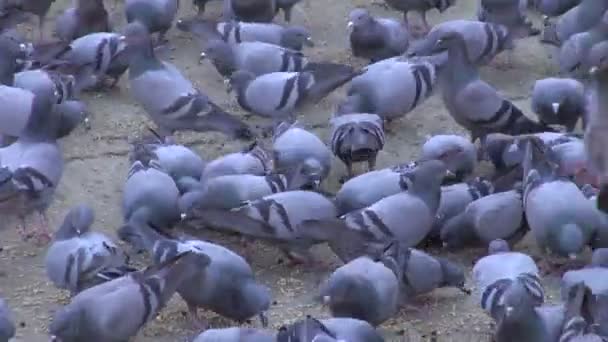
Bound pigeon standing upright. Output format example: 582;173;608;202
381;0;456;34
541;0;608;46
55;0;110;42
531;78;585;131
0;299;14;342
558;11;608;75
223;0;277;22
125;0;178;44
477;0;539;40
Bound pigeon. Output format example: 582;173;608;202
436;32;551;143
473;239;544;320
0;299;14;342
419;134;477;181
125;0;178;44
200;142;272;182
228;65;357;122
559;282;607;342
338;56;438;122
14;69;76;105
535;0;582;16
0;0;55;39
319;255;400;326
122;22;252;139
272;121;332;190
381;0;456;34
277;316;342;342
321;318;385;342
408;20;511;66
522;137;599;257
561;248;608;299
117;221;271;327
591;248;608;267
541;0;608;46
334;161;417;215
477;0;539;40
49;251;211;342
223;0;277;23
493;297;566;342
275;0;304;22
51;100;89;136
279;317;384;342
122;160;181;230
194;327;276;342
440;189;527;249
431;177;494;238
531;78;585;131
559;11;608;75
176;18;314;51
55;0;110;42
45;205;132;294
330;113;385;179
347;8;410;63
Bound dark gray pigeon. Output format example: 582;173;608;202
123;22;252;139
125;0;178;44
275;0;304;22
55;0;110;42
321;318;385;342
49;251;211;342
381;0;456;34
541;0;608;46
118;221;271;327
176;17;314;51
419;134;477;181
223;0;277;23
0;299;14;342
535;0;581;16
531;78;585;131
0;0;55;39
330;113;385;180
477;0;539;40
201;141;272;182
194;327;275;342
558;11;608;75
277;316;342;342
273;121;332;190
561;248;608;299
45;205;132;294
347;8;410;63
493;298;566;342
278;317;385;342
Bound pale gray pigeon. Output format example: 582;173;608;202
125;0;178;44
123;22;252;139
122;160;181;230
347;8;410;63
338;56;438;121
531;78;585;131
319;255;400;326
436;32;551;143
381;0;456;33
49;251;211;342
558;11;608;75
201;142;272;182
541;0;608;46
330;113;385;179
117;222;270;327
535;0;581;16
477;0;539;39
409;20;511;66
0;299;14;342
473;239;544;320
420;134;477;181
441;189;527;249
45;204;132;294
561;248;608;299
223;0;277;23
273;121;332;190
194;327;275;342
0;0;55;39
55;0;110;42
176;18;314;51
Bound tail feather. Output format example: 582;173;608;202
540;21;561;47
304;64;361;103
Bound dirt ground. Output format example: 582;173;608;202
0;0;571;341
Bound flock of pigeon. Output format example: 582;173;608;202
2;0;608;341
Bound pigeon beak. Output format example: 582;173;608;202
445;170;456;178
198;52;206;64
83;117;91;130
568;253;577;260
18;43;26;52
459;286;472;295
305;36;315;47
259;312;269;327
180;212;187;220
224;78;233;93
322;295;331;305
347;21;354;29
551;102;560;114
505;306;514;316
590;66;599;75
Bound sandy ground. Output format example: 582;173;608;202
0;0;572;341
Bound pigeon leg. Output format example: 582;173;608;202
33;211;52;246
38;15;46;41
16;216;29;241
187;303;208;330
368;154;378;172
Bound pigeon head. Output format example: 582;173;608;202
501;275;544;315
440;212;475;249
437;257;467;291
121;22;153;51
550;223;585;258
201;39;236;75
420;135;475;179
482;133;518;169
287;158;325;190
588;41;608;75
591;248;608;267
50;305;84;342
488;239;511;254
348;8;373;30
433;31;467;54
227;70;255;94
282;26;314;50
399;159;449;191
218;281;271;323
277;316;337;342
322;274;378;324
54;204;95;240
53;100;89;139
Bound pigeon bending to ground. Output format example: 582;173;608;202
338;56;438;122
558;11;608;75
535;0;581;16
194;327;275;342
273;121;332;190
45;205;132;294
122;22;252;139
561;248;608;299
522;138;599;257
0;299;14;342
49;251;211;342
0;0;55;39
319;255;400;326
55;0;110;42
228;65;357;122
330;113;385;180
441;189;527;249
347;8;410;63
125;0;178;44
437;32;550;143
477;0;539;40
541;0;608;46
122;160;181;231
420;134;477;181
381;0;456;34
118;221;271;327
531;78;585;131
200;142;271;183
473;239;544;320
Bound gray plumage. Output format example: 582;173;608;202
541;0;608;46
330;113;385;179
321;318;385;342
14;69;76;105
409;19;511;65
319;255;400;326
125;0;178;43
277;316;384;342
473;239;544;320
176;18;314;51
194;327;275;342
531;78;585;131
591;248;608;267
559;283;606;342
559;11;608;74
494;301;565;342
49;251;211;342
45;205;131;294
420;134;477;180
51;100;89;139
122;160;181;229
477;0;538;39
0;299;14;342
201;142;272;182
0;0;55;39
338;56;438;121
561;249;608;299
55;0;110;42
277;316;341;342
382;0;456;33
223;0;277;23
535;0;581;16
347;8;409;63
123;22;252;138
273;121;332;189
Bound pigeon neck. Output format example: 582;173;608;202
593;72;608;113
128;41;162;78
410;179;442;213
441;43;476;86
22;94;56;141
0;60;15;86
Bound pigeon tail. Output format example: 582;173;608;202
598;183;608;214
540;21;561;47
304;64;360;103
